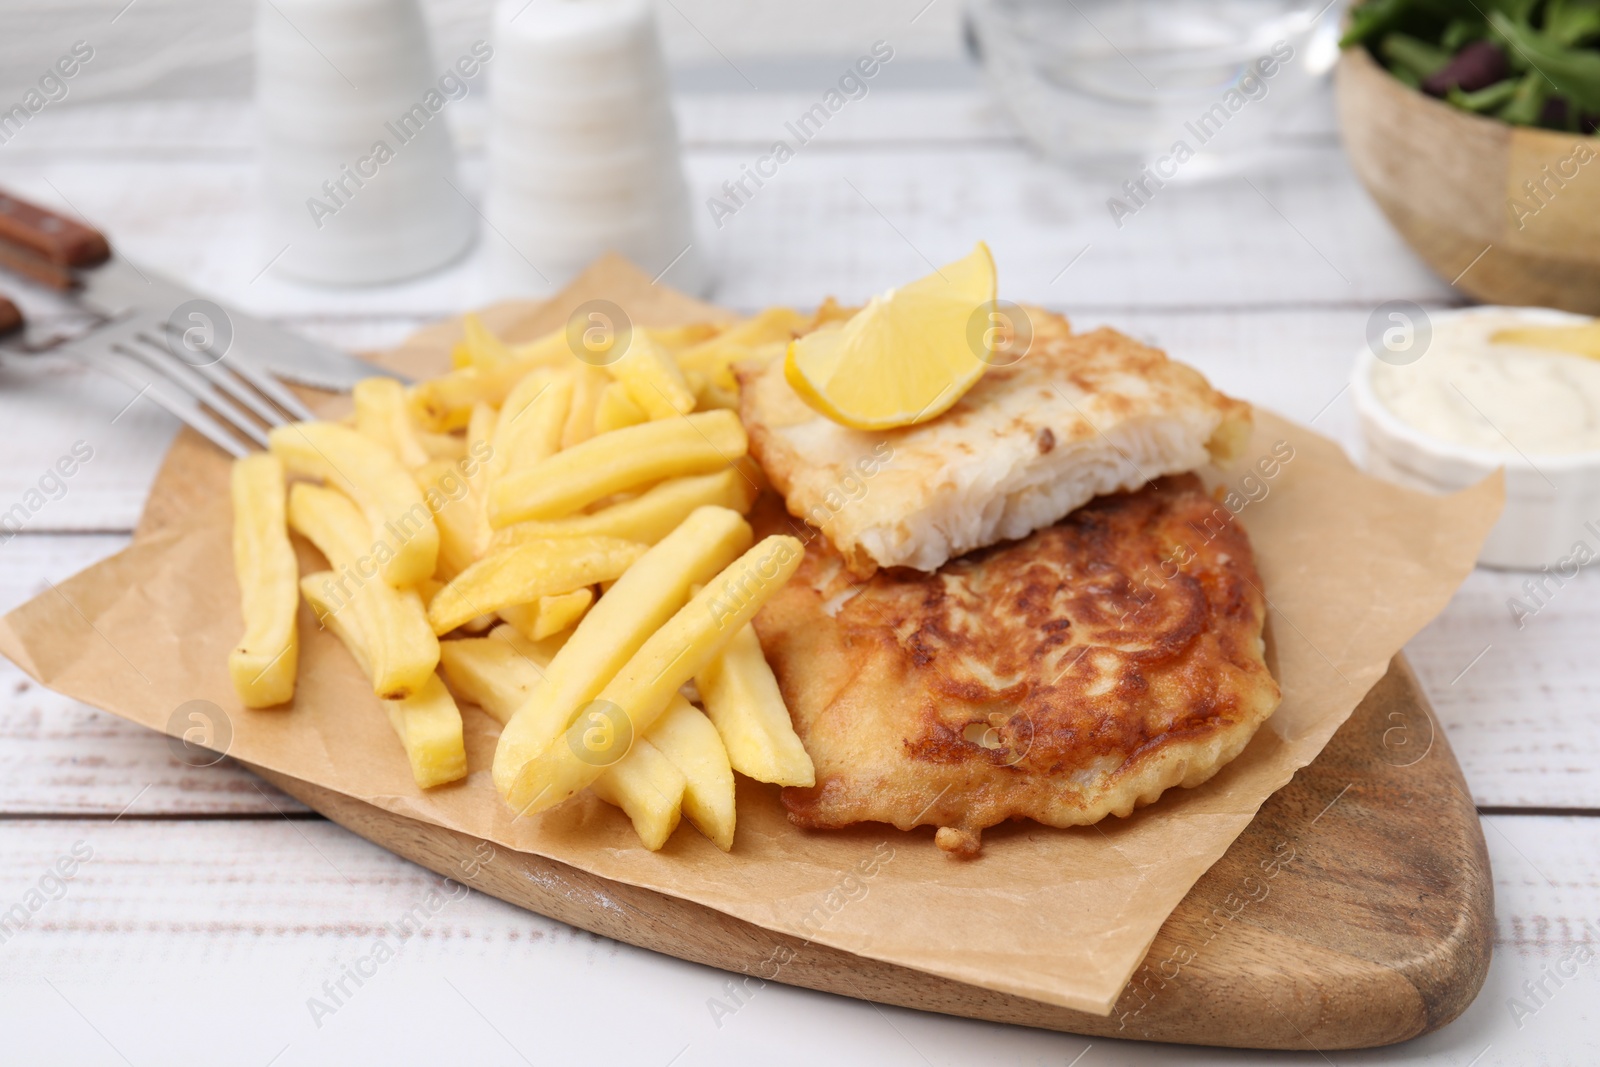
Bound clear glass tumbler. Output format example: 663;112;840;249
967;0;1342;177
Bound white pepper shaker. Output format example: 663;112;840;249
484;0;707;295
256;0;478;285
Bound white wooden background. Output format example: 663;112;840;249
1;4;1598;1064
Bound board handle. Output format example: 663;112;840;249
0;187;110;271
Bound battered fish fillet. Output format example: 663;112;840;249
738;311;1251;577
755;475;1280;855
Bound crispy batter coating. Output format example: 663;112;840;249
739;311;1252;577
755;475;1280;854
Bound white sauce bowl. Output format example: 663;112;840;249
1352;306;1600;570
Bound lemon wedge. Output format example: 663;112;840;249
785;242;997;430
1491;322;1600;360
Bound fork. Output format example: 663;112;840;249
0;187;408;456
2;295;312;457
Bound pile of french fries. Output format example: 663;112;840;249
226;303;849;851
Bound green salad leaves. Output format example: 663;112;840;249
1344;0;1600;131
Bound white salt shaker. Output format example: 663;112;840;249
484;0;708;295
256;0;477;285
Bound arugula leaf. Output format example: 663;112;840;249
1546;0;1600;45
1490;10;1600;110
1442;18;1489;51
1342;0;1414;47
1381;32;1454;79
1497;68;1555;122
1447;77;1522;109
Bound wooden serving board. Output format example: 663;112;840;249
251;654;1491;1051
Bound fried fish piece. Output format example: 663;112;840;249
738;311;1251;577
756;475;1280;854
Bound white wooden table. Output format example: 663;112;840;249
2;64;1598;1067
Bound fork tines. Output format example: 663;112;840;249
72;313;313;457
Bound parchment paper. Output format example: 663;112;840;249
0;255;1503;1016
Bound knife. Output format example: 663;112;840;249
0;188;404;391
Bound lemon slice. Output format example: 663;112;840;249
1491;322;1600;359
785;242;997;430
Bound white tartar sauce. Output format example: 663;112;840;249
1371;311;1600;455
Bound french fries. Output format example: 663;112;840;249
302;574;466;787
227;310;817;851
534;587;593;635
438;625;558;720
608;331;695;420
408;368;502;432
417;430;467;461
499;588;593;642
288;484;440;700
465;402;498;559
561;320;724;366
510;324;576;365
646;695;736;851
228;454;299;707
438;625;689;850
408;361;547;432
467;400;497;458
416;459;481;581
415;577;445;609
696;622;815;787
645;322;726;351
462;312;519;368
269;421;439;588
489;368;573;481
506;534;803;815
685;369;740;411
353;376;430;469
415;405;496;581
491;505;753;799
491;468;757;549
675;306;805;389
381;675;470;788
561;364;610;449
810;296;859;328
488;410;748;525
593;380;648;433
426;536;645;635
412;321;576;431
587;737;685;851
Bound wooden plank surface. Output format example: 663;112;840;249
0;96;1444;323
0;536;303;816
0;812;1591;1065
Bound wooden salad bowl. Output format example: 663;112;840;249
1336;44;1600;314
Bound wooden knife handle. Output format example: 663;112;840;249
0;188;110;270
0;241;75;289
0;296;20;337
